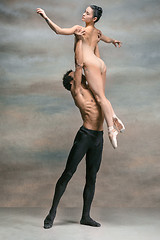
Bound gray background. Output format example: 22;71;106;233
0;0;160;208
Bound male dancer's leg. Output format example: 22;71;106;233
44;128;89;229
80;133;103;227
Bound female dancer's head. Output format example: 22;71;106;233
82;5;102;24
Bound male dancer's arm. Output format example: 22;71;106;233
73;38;83;93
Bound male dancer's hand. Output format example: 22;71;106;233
74;27;85;40
36;8;48;19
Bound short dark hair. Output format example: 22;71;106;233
90;5;103;23
62;69;73;91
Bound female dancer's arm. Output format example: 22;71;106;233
36;8;82;35
100;31;122;48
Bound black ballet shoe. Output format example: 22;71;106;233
80;217;101;227
44;214;55;229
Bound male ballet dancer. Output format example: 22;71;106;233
44;37;104;228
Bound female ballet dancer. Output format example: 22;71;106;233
36;5;125;148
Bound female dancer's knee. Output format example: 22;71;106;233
94;93;108;106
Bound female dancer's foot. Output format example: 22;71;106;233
108;127;118;149
44;211;56;229
113;115;125;133
80;216;101;227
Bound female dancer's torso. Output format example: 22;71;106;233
75;26;106;73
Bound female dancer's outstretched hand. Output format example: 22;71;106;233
36;8;47;19
112;40;122;48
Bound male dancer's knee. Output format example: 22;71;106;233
86;164;101;185
86;173;97;187
57;168;76;186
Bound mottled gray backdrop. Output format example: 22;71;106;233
0;0;160;207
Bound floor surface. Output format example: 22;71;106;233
0;208;159;240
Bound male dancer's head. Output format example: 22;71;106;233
63;70;87;91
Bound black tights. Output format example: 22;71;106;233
49;126;103;219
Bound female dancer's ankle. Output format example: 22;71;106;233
108;126;114;133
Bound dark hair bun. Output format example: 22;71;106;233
90;5;103;23
97;6;102;14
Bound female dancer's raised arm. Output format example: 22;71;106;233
37;8;83;35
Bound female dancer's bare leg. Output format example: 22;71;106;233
101;69;125;132
84;66;118;148
86;67;113;127
101;68;115;116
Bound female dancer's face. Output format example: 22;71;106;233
82;6;94;23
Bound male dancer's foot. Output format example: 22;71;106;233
113;115;125;133
44;211;56;229
80;216;101;227
108;127;118;149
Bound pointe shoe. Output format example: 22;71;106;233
113;116;125;133
108;129;118;149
